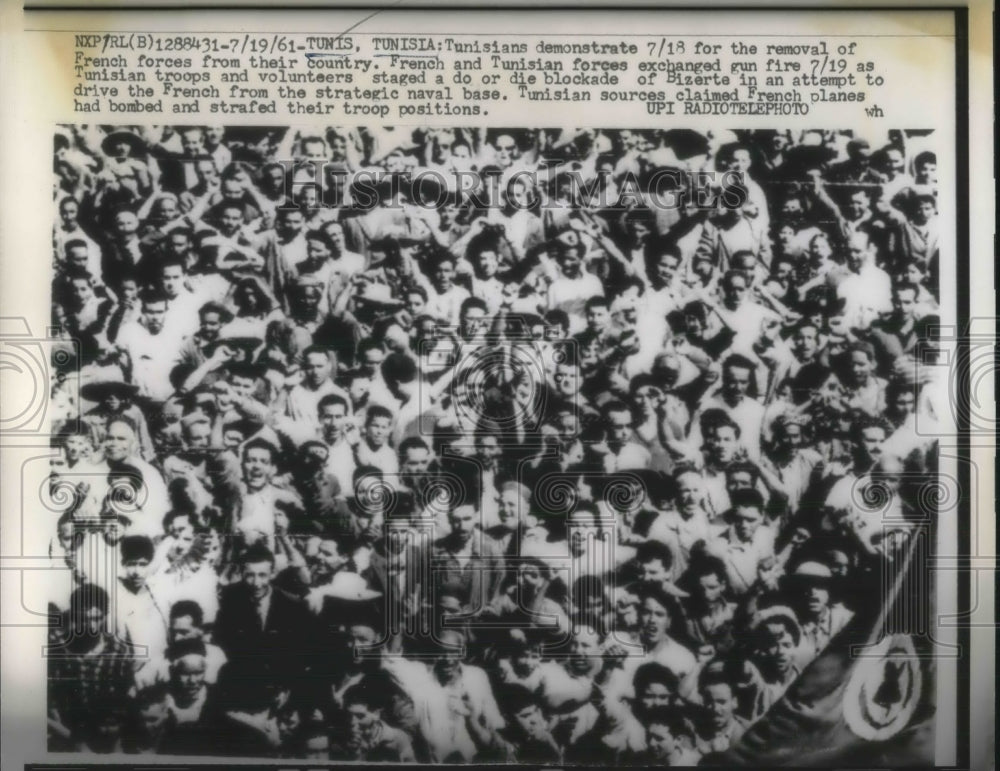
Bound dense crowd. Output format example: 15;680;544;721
47;124;944;762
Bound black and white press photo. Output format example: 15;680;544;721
41;123;954;764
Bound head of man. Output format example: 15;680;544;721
493;133;518;168
891;282;919;324
431;253;457;294
636;540;674;589
170;645;208;707
851;415;889;470
772;415;806;457
721;270;750;310
602;400;633;453
311;538;345;582
302;346;334;389
727;488;766;543
59;196;81;229
721;354;754;405
381;351;418;402
792;320;820;363
276;207;306;242
725;461;758;498
159;260;186;301
399;436;432;478
318;394;350;444
134;685;170;739
194;158;219;189
304;229;333;267
702;410;740;466
498;482;530;532
698;663;739;733
343;683;383;740
690;555;729;609
787;560;834;620
674;468;705;516
140;290;169;335
240;542;276;602
638;584;679;646
112;209;139;241
634;662;681;716
882;147;905;178
474;429;502;471
67;273;94;309
168;600;205;645
568;624;601;676
448;502;479;545
120;535;154;593
179;127;205;157
755;611;800;678
197;302;229;343
364;405;392;449
65;240;91;273
845;342;876;388
515;557;549;603
914;151;937;186
553;238;584;279
344;622;385;685
808;233;833;265
846;231;873;274
645;707;693;761
241;438;277;491
69;584;109;641
507;687;548;740
432;628;466;684
104;417;138;463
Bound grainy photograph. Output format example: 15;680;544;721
45;123;948;764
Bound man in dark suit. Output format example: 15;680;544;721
213;543;318;709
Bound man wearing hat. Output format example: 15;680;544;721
100;207;150;286
99;128;152;199
782;560;854;663
81;378;154;461
175;301;235;385
745;605;804;717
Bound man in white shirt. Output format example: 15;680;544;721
318;393;358;496
689;353;766;462
236;438;303;545
279;346;352;442
705;488;775;597
426;252;471;326
546;233;604;334
116;535;171;676
115;290;186;405
837;231;892;329
715;269;780;351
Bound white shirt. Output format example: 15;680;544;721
116;323;185;402
547;272;604;334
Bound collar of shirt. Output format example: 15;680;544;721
255;588;272;623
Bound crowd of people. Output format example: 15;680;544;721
46;124;944;762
